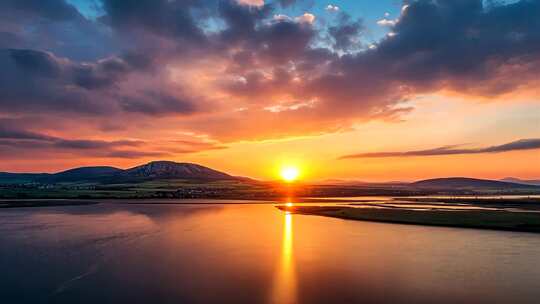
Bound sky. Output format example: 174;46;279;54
0;0;539;181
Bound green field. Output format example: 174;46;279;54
0;179;277;199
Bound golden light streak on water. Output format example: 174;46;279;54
269;212;296;304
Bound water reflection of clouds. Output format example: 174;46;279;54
0;204;226;244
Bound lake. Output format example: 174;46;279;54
1;200;540;303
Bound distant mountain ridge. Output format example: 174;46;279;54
0;161;234;184
50;166;122;182
1;163;539;191
500;177;540;186
411;177;539;189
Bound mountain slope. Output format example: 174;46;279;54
49;166;122;182
411;177;538;189
0;172;48;184
501;177;540;186
122;161;234;180
0;161;235;184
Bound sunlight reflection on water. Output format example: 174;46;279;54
270;212;296;304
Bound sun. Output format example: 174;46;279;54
280;166;300;182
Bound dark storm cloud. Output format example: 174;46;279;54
339;139;540;159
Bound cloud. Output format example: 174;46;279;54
119;91;197;116
273;12;316;25
273;14;292;22
328;13;364;51
0;48;161;115
0;122;227;159
100;0;206;43
0;0;116;61
0;0;81;21
376;18;397;26
339;139;540;159
1;0;540;149
295;13;315;24
0;124;57;141
326;5;340;12
236;0;265;6
277;0;297;7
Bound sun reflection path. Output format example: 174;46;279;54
269;212;297;304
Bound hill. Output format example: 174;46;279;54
501;177;540;186
49;166;122;182
411;177;538;189
0;172;48;184
0;161;235;184
122;161;234;180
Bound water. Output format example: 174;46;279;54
1;200;540;304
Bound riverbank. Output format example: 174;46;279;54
277;205;540;233
0;200;98;208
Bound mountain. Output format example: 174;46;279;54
0;166;123;184
411;177;539;189
0;161;235;184
0;172;48;184
500;177;540;186
317;179;408;186
122;161;234;180
49;166;122;182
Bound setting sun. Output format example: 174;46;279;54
280;167;300;182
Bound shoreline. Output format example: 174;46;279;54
3;196;540;211
277;205;540;233
0;199;99;208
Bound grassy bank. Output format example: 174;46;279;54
277;205;540;233
0;200;98;208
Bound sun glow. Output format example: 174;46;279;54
280;167;300;182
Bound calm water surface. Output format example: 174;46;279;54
1;200;540;304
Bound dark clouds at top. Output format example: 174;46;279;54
1;0;539;148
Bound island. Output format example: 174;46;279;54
277;197;540;233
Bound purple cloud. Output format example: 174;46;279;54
339;139;540;159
